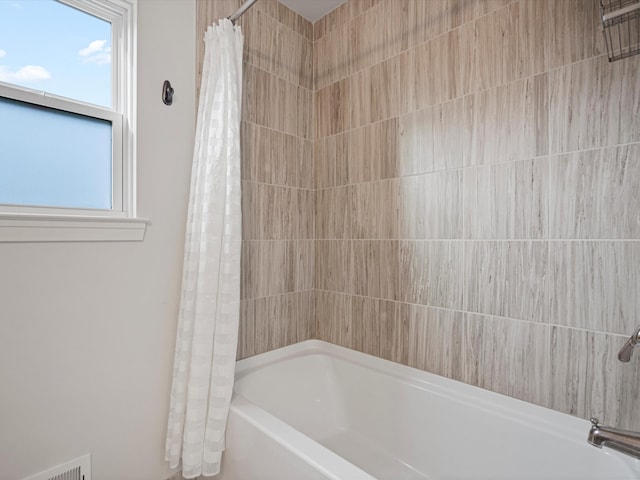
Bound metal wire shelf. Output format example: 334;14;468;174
599;0;640;61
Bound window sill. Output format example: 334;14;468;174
0;213;150;243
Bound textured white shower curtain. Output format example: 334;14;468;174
165;18;243;478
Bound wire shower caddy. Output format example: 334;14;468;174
599;0;640;61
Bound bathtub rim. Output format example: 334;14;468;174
234;340;633;454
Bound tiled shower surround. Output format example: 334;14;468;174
198;0;640;430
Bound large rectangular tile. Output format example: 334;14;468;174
464;241;548;322
407;0;462;48
549;145;640;239
550;55;640;154
241;240;313;299
398;98;464;175
413;28;468;111
314;22;350;90
316;187;352;239
463;157;548;239
551;327;640;430
237;299;255;359
467;0;548;93
401;303;465;379
314;240;352;293
316;79;351;138
241;122;310;188
397;170;462;239
350;295;395;356
351;180;399;239
242;183;314;240
350;240;400;300
380;300;407;364
399;241;463;309
314;133;350;189
548;0;605;69
348;118;399;183
315;290;352;347
550;241;640;335
241;9;313;89
254;292;299;354
349;0;407;73
242;64;312;138
464;74;549;166
471;313;551;407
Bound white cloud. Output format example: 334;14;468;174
0;49;6;58
79;40;111;65
0;65;51;83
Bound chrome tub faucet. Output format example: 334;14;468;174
588;418;640;459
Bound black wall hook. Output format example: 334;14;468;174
162;80;174;106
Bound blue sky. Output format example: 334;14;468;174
0;0;113;210
0;0;112;107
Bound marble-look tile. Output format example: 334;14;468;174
349;0;407;74
315;290;352;348
464;241;548;322
296;290;315;342
463;157;548;239
241;122;309;188
313;1;350;41
315;79;351;138
471;313;551;407
549;145;640;239
241;240;313;299
412;28;468;111
397;170;462;239
314;133;350;189
316;187;352;239
551;327;640;431
314;22;350;90
548;0;605;69
400;303;465;379
348;119;399;183
399;241;463;309
241;8;313;89
380;300;407;364
254;292;299;354
407;0;462;48
549;55;640;154
314;240;352;293
550;241;640;335
467;0;548;93
350;240;400;300
351;295;394;356
398;98;464;175
242;183;314;240
242;64;312;139
459;0;512;24
237;299;255;360
464;74;548;166
351;180;399;239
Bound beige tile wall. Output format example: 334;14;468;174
314;0;640;429
196;0;640;429
197;0;315;359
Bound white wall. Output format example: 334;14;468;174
0;1;195;478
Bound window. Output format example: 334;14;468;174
0;0;146;241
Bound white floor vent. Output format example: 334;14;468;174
24;454;91;480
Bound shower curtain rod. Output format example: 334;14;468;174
228;0;259;24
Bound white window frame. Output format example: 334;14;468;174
0;0;148;242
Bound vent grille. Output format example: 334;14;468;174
23;454;91;480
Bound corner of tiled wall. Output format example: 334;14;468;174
312;0;640;430
198;0;640;430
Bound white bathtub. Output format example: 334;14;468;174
218;340;640;480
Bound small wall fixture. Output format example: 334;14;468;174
162;80;174;106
